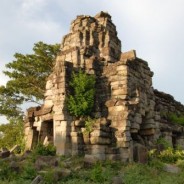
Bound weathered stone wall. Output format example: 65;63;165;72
24;11;184;162
154;90;184;148
155;90;184;115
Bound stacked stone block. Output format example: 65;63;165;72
24;11;184;162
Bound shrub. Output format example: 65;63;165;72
83;117;95;135
156;137;171;149
67;70;95;117
176;159;184;169
0;161;17;181
167;113;184;126
149;147;184;164
158;147;177;163
33;143;56;156
0;117;25;152
41;169;56;184
90;163;106;183
148;158;164;171
20;163;37;180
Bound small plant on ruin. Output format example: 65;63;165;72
33;143;56;156
149;141;184;164
167;113;184;126
83;117;95;134
156;137;171;149
67;70;95;117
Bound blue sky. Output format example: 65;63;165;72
1;0;184;123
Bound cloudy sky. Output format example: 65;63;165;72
1;0;184;123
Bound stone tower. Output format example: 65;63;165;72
25;12;184;162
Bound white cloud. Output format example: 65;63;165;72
0;0;184;123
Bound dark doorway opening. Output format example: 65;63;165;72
40;120;54;145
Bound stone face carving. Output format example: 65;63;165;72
24;11;184;162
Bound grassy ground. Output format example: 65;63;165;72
1;144;184;184
1;157;184;184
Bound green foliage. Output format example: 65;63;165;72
124;163;155;184
2;155;184;184
90;163;105;183
41;169;56;184
0;42;60;118
0;86;24;118
33;143;56;156
148;158;164;171
0;161;17;181
4;42;60;101
20;163;37;180
156;137;171;149
149;147;184;164
84;117;95;134
176;159;184;169
167;113;184;126
123;162;184;184
67;70;95;117
158;147;178;163
148;138;184;164
0;117;25;151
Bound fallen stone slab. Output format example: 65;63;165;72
35;156;59;170
31;175;43;184
10;145;20;154
53;168;71;181
163;164;181;174
112;176;124;184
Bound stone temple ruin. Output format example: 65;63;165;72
24;12;184;162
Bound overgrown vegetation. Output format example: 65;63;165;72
167;113;184;126
0;42;60;119
1;147;184;184
149;147;184;164
33;143;56;156
156;137;171;148
0;117;25;152
67;70;95;117
148;137;184;165
1;138;184;184
83;116;95;135
0;41;60;154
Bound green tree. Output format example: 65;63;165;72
67;70;95;117
0;41;60;118
0;117;25;150
0;41;60;150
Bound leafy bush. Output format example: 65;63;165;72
148;158;164;171
167;113;184;125
158;147;178;163
149;147;184;164
67;70;95;117
0;161;17;181
33;143;56;156
156;137;171;149
20;163;37;180
0;117;25;152
124;163;155;184
90;163;106;183
41;169;56;184
83;117;95;135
